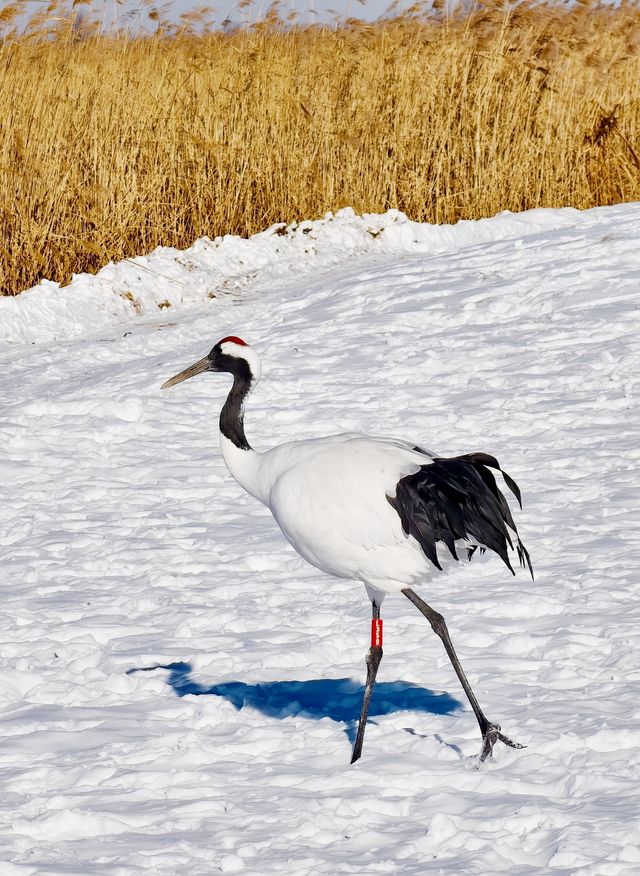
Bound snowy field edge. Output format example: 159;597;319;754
1;203;629;349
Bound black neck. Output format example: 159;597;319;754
220;371;252;450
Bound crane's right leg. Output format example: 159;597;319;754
350;601;383;764
402;587;524;762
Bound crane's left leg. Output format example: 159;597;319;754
402;587;524;762
350;601;383;764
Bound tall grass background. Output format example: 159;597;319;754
1;0;639;296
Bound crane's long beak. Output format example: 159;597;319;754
161;356;210;389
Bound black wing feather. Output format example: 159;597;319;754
389;453;533;578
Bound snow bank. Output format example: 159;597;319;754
0;205;591;347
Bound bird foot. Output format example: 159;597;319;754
478;721;525;764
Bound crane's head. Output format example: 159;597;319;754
161;336;262;390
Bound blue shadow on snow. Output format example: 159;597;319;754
129;661;462;745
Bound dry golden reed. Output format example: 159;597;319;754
1;0;640;295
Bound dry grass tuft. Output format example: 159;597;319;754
1;0;640;295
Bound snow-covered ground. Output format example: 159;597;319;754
1;204;639;874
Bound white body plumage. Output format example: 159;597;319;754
221;431;440;599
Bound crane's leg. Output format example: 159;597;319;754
401;587;524;762
350;601;383;764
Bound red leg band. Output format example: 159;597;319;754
371;618;383;648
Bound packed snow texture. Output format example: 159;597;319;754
1;204;639;874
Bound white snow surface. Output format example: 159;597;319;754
1;203;640;874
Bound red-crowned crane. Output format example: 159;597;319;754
162;336;533;764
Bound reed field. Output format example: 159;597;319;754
1;1;639;296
